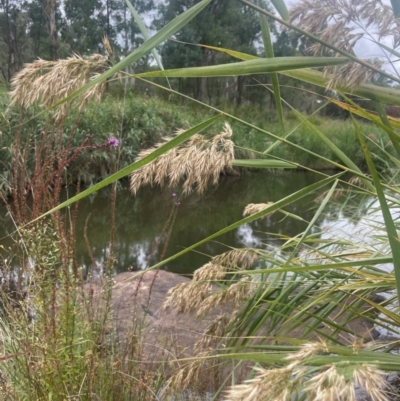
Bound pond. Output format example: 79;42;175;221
0;170;376;276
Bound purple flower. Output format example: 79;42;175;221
172;193;177;197
107;137;119;147
175;202;181;206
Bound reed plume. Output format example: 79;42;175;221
290;0;389;89
243;202;274;217
130;122;235;196
164;249;258;315
9;54;109;119
224;340;391;401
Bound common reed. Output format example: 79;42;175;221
243;202;274;217
9;54;109;120
130;122;235;196
163;249;260;395
224;341;391;401
290;0;389;89
164;249;258;316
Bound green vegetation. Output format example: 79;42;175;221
3;0;400;400
0;91;392;196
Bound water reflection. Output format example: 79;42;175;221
0;171;379;275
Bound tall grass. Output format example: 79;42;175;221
3;0;400;400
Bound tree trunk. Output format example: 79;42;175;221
5;1;17;80
46;0;57;60
236;76;245;107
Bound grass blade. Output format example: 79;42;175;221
258;0;284;132
352;114;400;306
135;57;348;78
234;256;393;275
289;106;375;192
175;42;400;106
269;0;289;21
232;159;296;168
125;0;165;72
338;94;400;161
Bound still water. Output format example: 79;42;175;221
0;171;370;275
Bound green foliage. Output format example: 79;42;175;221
0;223;164;401
5;0;400;399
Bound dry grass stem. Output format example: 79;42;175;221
130;122;235;196
168;350;218;393
10;54;109;119
194;312;232;352
102;36;114;60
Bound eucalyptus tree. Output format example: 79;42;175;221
0;0;31;81
23;0;65;60
155;0;273;103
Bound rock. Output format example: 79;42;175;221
85;269;380;356
84;270;229;361
83;269;389;398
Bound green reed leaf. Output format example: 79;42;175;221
233;256;393;275
125;0;165;72
232;159;296;168
352;115;400;307
222;352;400;371
178;42;400;106
269;0;289;21
258;0;284;132
135;57;348;78
283;69;400;106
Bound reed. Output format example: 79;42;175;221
4;0;400;399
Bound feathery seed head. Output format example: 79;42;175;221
163;281;213;313
353;365;390;401
212;249;258;270
163;249;258;316
194;312;232;352
9;54;109;120
102;36;113;60
224;367;295;401
243;202;274;218
286;341;329;367
130;122;235;196
290;0;391;89
305;365;350;401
